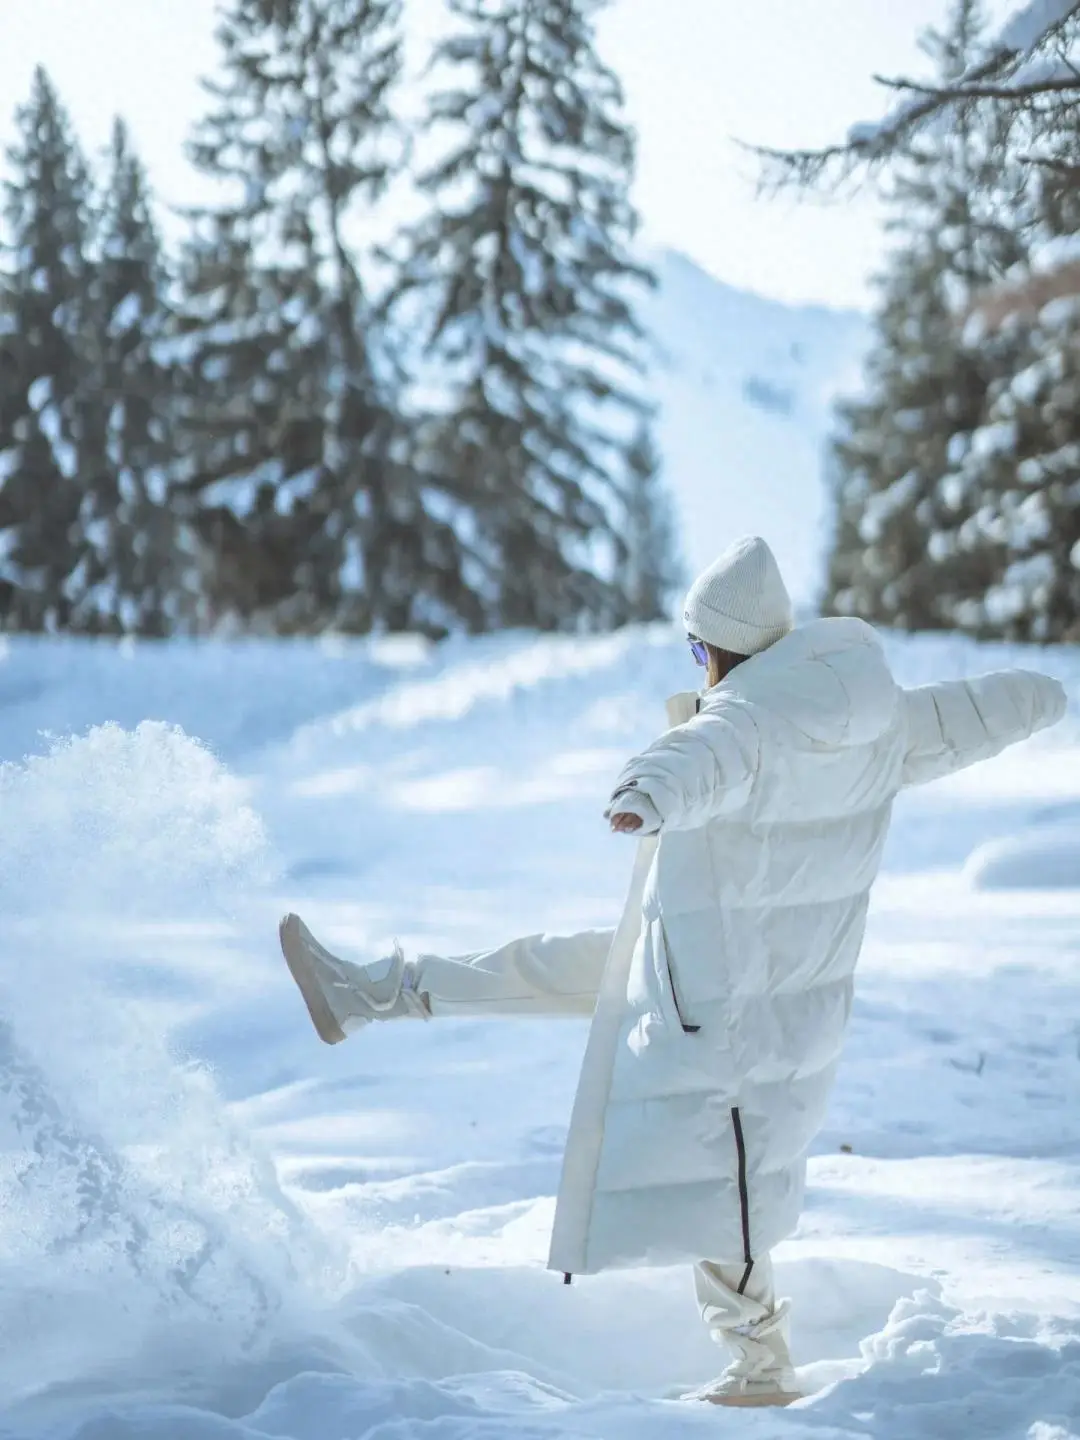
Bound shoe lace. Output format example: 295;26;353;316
320;940;428;1018
398;961;431;1019
363;946;431;1019
722;1300;792;1385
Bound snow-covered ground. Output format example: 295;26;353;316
0;626;1078;1439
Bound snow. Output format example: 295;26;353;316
1028;233;1080;279
1011;359;1048;405
845;0;1080;155
35;402;78;479
939;471;966;511
108;292;143;336
202;354;231;383
0;625;1079;1438
1013;493;1053;544
970;419;1019;460
858;470;919;544
27;376;52;412
645;251;867;605
984;550;1056;625
998;0;1080;54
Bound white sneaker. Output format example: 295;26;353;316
279;913;430;1044
683;1303;802;1408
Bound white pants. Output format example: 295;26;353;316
412;931;780;1348
415;929;613;1018
695;1255;778;1343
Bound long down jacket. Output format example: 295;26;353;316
548;617;1066;1277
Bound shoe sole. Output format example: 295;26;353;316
704;1393;799;1408
279;913;346;1046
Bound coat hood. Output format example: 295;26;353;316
709;617;899;750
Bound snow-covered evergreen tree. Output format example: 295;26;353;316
825;0;1030;630
932;302;1080;640
620;420;681;623
385;0;654;631
73;119;183;635
175;0;424;632
935;103;1080;643
0;68;94;630
170;217;325;631
826;244;987;628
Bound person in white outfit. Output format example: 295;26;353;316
279;536;1067;1408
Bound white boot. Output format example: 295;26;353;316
683;1302;801;1408
279;913;430;1044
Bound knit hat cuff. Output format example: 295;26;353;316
684;599;793;656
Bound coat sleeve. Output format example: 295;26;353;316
608;700;759;831
900;669;1067;788
604;788;663;835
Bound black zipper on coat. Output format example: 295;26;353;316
663;945;700;1034
668;950;702;1031
731;1106;754;1295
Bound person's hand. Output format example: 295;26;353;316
610;812;643;834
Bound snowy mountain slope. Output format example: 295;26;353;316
646;250;868;605
0;628;1077;1437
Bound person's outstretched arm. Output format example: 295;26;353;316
900;670;1067;788
606;700;760;834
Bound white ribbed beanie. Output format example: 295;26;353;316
683;536;793;656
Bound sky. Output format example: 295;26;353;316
0;0;1017;311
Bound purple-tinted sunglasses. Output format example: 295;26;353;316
688;636;709;667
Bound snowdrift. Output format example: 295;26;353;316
0;724;347;1429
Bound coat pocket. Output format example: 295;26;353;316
659;919;700;1035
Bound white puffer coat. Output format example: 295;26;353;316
548;617;1066;1277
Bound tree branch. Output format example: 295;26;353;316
871;68;1080;103
747;1;1080;192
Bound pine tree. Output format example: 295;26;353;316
170;218;320;631
621;420;681;623
385;0;655;632
72;119;183;636
0;68;95;631
932;308;1080;641
175;0;413;633
825;0;1029;629
826;244;986;628
936;103;1080;643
